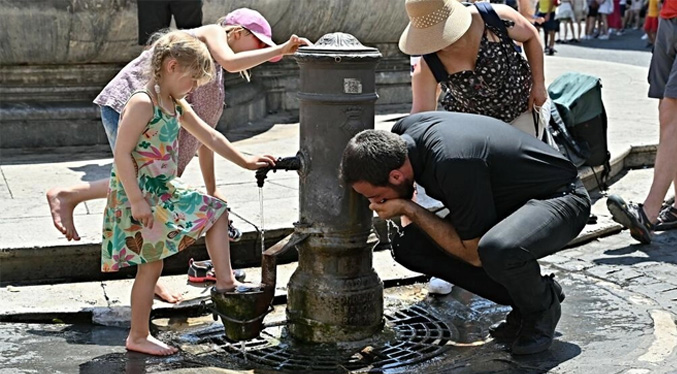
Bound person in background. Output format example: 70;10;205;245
607;0;677;241
535;0;560;54
137;0;203;45
597;0;615;39
585;0;602;39
624;0;644;29
643;0;661;46
574;0;589;39
555;0;579;42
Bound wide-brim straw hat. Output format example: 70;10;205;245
399;0;472;55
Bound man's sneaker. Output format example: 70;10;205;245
428;277;453;295
187;258;246;283
489;275;565;342
606;195;654;244
228;220;242;242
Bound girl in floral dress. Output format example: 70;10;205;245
101;30;276;356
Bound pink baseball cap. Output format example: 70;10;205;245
222;8;282;63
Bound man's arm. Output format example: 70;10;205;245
370;199;481;266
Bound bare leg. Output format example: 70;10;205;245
643;98;677;221
126;260;178;356
205;211;239;291
46;178;109;241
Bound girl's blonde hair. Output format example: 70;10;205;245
149;30;214;87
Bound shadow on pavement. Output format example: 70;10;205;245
595;229;677;267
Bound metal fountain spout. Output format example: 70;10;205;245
256;155;302;188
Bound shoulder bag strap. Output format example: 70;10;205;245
422;53;449;83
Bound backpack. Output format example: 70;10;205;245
548;72;611;190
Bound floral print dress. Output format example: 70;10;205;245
101;90;226;272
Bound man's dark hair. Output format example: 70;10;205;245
340;130;408;186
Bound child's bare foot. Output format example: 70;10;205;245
214;280;260;293
126;334;178;356
46;188;80;241
154;283;183;303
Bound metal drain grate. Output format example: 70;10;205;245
195;305;456;372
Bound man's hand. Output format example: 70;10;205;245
368;198;409;220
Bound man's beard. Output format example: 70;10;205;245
390;179;415;200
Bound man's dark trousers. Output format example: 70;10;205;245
391;180;590;315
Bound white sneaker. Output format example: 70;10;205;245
641;33;648;40
428;277;453;295
599;34;610;40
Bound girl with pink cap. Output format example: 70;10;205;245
47;8;311;303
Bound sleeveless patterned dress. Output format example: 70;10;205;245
101;90;227;272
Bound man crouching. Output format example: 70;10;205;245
339;111;591;355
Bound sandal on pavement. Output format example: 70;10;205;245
655;205;677;231
606;195;654;244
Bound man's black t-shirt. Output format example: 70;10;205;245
391;111;578;240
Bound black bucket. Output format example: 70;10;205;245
209;287;274;342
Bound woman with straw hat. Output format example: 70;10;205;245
402;0;552;143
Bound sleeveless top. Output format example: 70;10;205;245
101;89;227;272
426;17;532;124
94;28;225;175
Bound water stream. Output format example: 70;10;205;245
259;188;265;253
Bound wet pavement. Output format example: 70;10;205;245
4;231;677;374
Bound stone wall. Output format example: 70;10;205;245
0;0;412;149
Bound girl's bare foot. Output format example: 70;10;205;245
126;334;178;356
214;280;260;293
154;283;183;303
46;188;80;241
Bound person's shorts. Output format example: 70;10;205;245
100;105;120;150
137;0;203;45
644;16;659;33
535;12;560;31
587;5;599;17
648;18;677;99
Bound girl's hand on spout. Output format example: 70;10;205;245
244;155;277;170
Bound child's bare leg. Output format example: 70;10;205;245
46;178;109;241
205;212;238;291
126;261;178;356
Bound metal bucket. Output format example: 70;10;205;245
209;287;274;342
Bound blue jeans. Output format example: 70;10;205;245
100;105;120;150
391;179;591;314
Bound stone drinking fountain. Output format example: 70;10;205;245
207;32;384;344
191;33;459;372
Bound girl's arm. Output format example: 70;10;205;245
177;99;276;170
113;94;156;228
494;4;548;108
411;58;441;113
197;145;228;201
199;25;311;73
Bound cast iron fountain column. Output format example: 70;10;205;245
286;33;384;343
